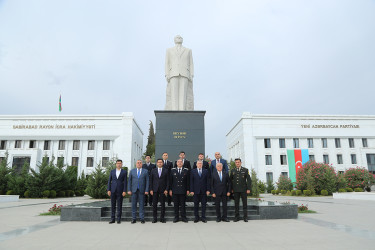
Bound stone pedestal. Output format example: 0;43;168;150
154;110;205;162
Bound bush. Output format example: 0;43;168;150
338;188;347;193
266;179;275;193
64;190;71;197
42;190;50;198
276;175;293;191
321;190;328;196
303;190;312;196
296;162;337;195
344;167;375;190
258;180;266;194
271;190;276;195
50;190;57;198
296;190;302;196
69;190;75;197
75;190;84;196
354;187;364;192
0;153;11;195
86;165;110;199
346;187;353;192
281;190;287;195
291;190;296;196
24;190;30;198
250;169;260;197
337;173;347;190
58;191;65;197
7;161;30;197
76;171;88;193
286;190;291;196
6;190;14;195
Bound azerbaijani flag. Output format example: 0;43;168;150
287;149;309;182
59;95;62;112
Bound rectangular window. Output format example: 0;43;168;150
348;138;355;148
280;155;287;165
307;138;314;148
323;154;329;164
58;140;65;150
309;155;315;162
335;138;341;148
337;154;343;164
88;140;95;150
351;154;357;164
87;157;94;167
366;154;375;174
0;140;6;150
293;138;299;148
281;172;288;177
279;138;285;148
102;157;109;167
73;140;80;150
266;172;273;183
72;157;79;166
338;171;344;175
362;138;368;148
322;138;328;148
15;140;22;148
264;138;271;148
265;155;272;165
44;140;51;150
29;140;36;148
103;140;110;150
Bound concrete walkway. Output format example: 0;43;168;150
0;195;374;249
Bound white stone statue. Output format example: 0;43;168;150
165;35;194;110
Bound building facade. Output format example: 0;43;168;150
226;113;375;183
0;113;143;175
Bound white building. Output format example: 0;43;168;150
226;113;375;183
0;113;143;175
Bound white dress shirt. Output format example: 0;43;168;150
116;169;121;179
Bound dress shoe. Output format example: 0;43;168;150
117;221;121;224
152;219;157;223
141;220;145;224
182;218;188;223
194;218;199;223
222;218;230;222
161;218;166;223
109;220;115;224
244;219;248;222
202;219;207;223
173;218;179;223
216;218;221;222
131;220;136;224
233;218;239;222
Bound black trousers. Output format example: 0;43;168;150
193;194;207;219
144;193;153;205
166;193;172;205
152;191;166;219
215;194;228;219
172;194;186;219
111;191;124;222
234;192;247;219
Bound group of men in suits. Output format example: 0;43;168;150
107;152;252;223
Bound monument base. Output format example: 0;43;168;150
154;110;205;162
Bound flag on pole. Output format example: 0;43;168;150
59;95;62;112
287;149;309;182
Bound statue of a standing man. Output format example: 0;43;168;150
165;35;194;110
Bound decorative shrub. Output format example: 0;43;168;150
276;189;281;195
58;191;65;197
6;190;14;195
276;175;293;191
346;187;353;192
344;167;375;189
258;180;266;194
291;190;296;196
24;190;30;198
69;190;75;197
286;190;291;196
354;187;364;192
271;190;276;195
281;190;287;195
266;179;275;193
337;173;347;190
296;190;302;196
320;190;328;196
42;190;50;198
296;162;337;195
338;188;347;193
303;190;312;196
50;190;57;198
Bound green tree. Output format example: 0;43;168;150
266;178;274;193
64;165;78;191
76;171;88;194
276;174;293;191
250;169;260;197
8;161;30;197
85;164;109;199
0;152;10;195
144;120;155;157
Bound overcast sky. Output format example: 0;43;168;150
0;0;374;160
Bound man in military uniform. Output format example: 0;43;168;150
169;159;189;223
230;158;251;222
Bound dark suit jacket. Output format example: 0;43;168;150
210;158;229;173
193;160;210;170
150;167;169;193
107;169;127;193
163;160;174;175
174;159;191;170
211;170;231;196
142;163;155;175
190;168;210;194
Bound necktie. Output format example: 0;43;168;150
219;172;222;181
178;169;181;175
164;160;166;165
198;169;201;177
137;169;140;189
158;168;161;177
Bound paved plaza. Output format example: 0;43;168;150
0;194;374;250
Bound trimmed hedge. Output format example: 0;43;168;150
291;190;296;196
354;187;364;192
296;190;302;196
346;187;353;192
50;190;57;198
320;190;328;196
338;188;347;193
58;191;65;197
6;190;14;195
303;190;312;196
24;190;30;198
42;190;50;198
